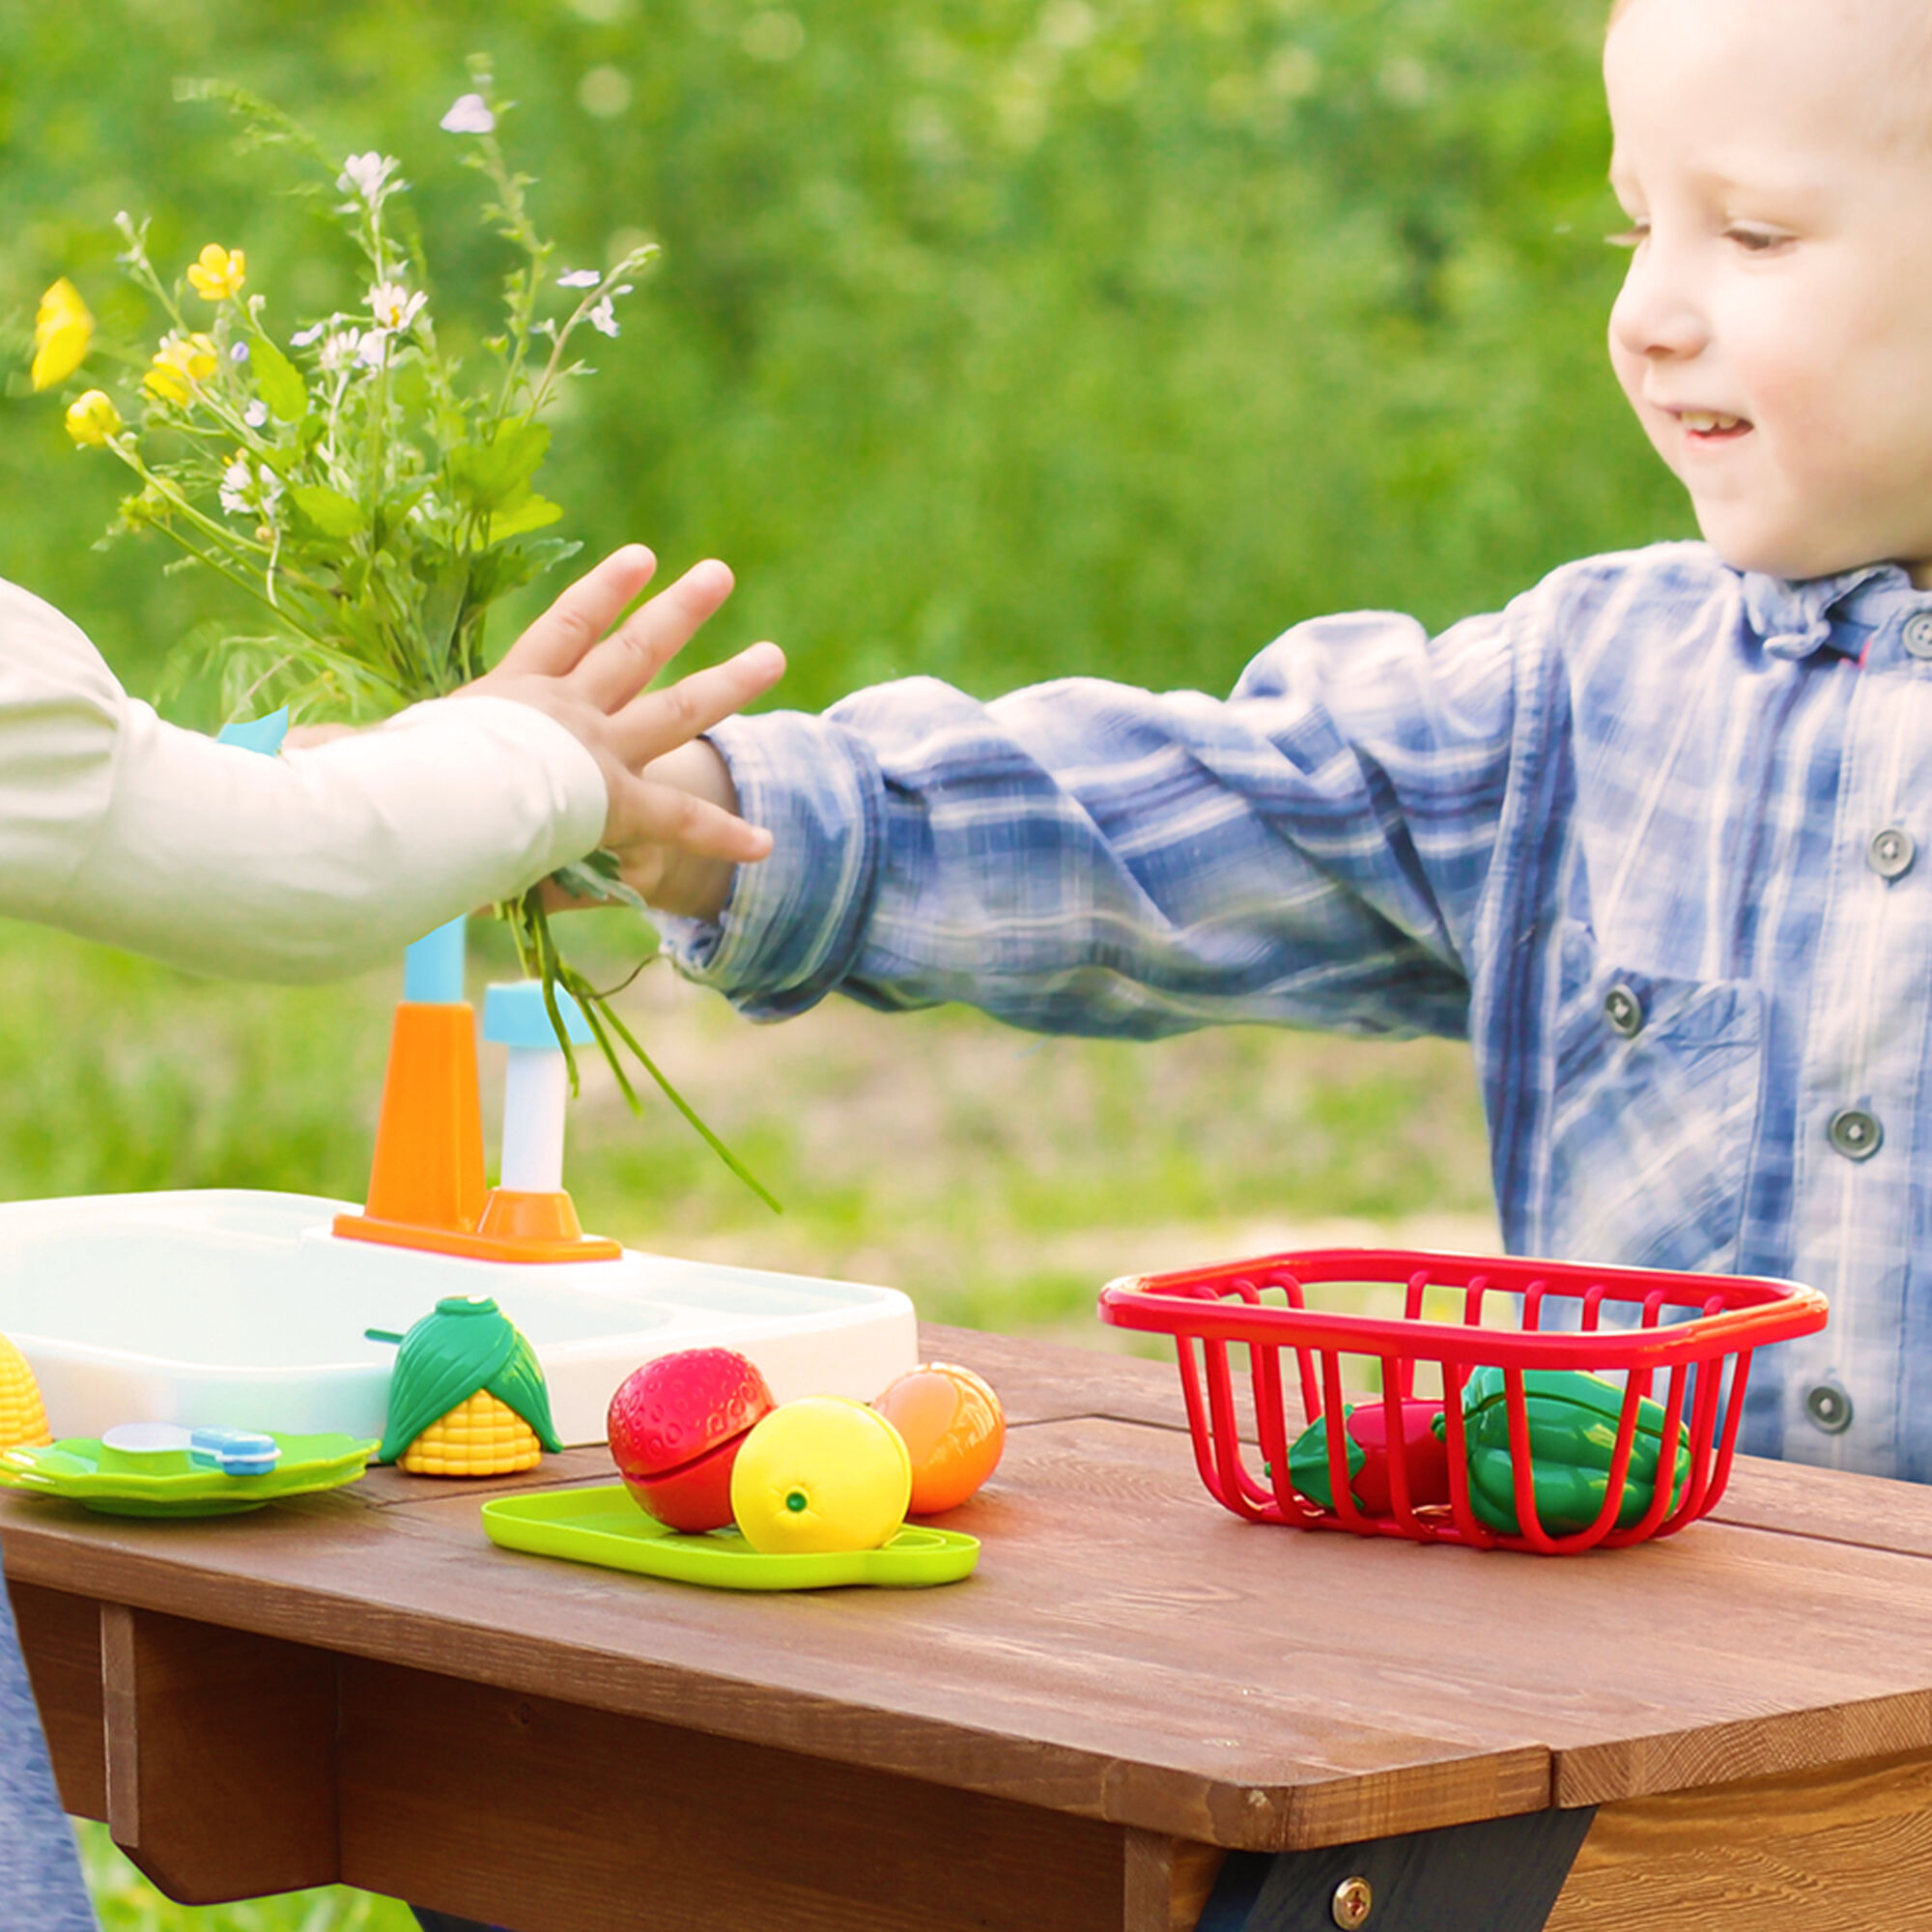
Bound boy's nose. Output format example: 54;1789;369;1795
1608;252;1708;361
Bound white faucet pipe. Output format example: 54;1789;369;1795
500;1045;568;1193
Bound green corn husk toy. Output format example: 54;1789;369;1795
377;1294;561;1470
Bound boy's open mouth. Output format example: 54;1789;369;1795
1676;410;1750;441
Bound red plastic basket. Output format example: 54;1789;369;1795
1096;1248;1828;1553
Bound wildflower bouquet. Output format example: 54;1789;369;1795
28;64;776;1208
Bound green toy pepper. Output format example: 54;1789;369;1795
1446;1366;1690;1536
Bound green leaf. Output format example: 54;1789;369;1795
290;484;365;539
248;329;308;423
550;853;648;912
468;535;582;611
414;563;469;668
447;420;551;512
485;494;564;542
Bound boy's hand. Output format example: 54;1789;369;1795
459;545;783;918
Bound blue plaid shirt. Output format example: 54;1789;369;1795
664;541;1932;1483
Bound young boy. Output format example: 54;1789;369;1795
0;543;781;1931
640;0;1932;1488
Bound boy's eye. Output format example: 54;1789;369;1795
1604;225;1648;250
1727;226;1790;253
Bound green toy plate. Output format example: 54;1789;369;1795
481;1484;980;1590
0;1434;377;1517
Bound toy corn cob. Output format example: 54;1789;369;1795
378;1295;561;1476
0;1334;50;1452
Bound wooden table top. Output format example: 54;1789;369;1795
9;1321;1932;1856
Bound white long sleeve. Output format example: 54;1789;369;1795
0;578;609;981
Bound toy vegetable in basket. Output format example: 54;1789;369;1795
378;1295;561;1477
1097;1246;1828;1552
1450;1367;1690;1536
1286;1400;1449;1514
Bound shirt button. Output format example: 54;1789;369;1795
1804;1381;1855;1435
1869;827;1917;879
1604;984;1644;1038
1906;612;1932;659
1828;1107;1884;1160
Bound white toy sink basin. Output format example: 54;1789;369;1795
0;1189;919;1447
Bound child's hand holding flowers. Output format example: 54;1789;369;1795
22;62;783;1205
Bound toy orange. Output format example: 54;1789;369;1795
871;1362;1005;1515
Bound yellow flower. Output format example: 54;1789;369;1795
63;390;123;448
185;242;246;302
143;331;219;406
30;278;94;391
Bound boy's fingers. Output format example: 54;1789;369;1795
500;546;658;677
608;640;786;767
573;558;736;709
606;779;776;865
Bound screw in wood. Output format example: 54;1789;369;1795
1331;1875;1374;1928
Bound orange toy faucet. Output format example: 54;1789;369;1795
334;917;488;1251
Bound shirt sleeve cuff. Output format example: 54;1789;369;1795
652;709;884;1018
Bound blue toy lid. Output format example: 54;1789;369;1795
483;979;593;1048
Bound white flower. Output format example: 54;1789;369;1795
290;322;328;348
243;399;270;428
319;329;363;373
557;269;603;289
589;295;620;337
218;455;280;519
368;282;428;332
440;93;496;134
337;153;402;204
355;329;391;369
218;457;252;517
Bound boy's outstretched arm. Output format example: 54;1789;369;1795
459;543;782;916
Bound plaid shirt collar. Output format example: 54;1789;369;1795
1744;562;1922;662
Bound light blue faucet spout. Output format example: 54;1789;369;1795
403;915;467;1004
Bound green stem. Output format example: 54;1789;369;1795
503;887;781;1213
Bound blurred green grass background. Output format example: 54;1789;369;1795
4;0;1666;1921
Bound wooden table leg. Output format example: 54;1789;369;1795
99;1603;339;1904
10;1581;105;1821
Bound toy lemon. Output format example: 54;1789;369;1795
0;1334;50;1452
378;1295;561;1476
729;1397;911;1554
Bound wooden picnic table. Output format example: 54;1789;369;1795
8;1320;1932;1931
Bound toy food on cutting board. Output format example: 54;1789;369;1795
871;1361;1006;1515
1451;1365;1690;1536
376;1295;562;1476
607;1348;777;1532
490;1349;1009;1591
730;1396;912;1554
0;1333;50;1452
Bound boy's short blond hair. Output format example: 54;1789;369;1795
1605;0;1932;148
